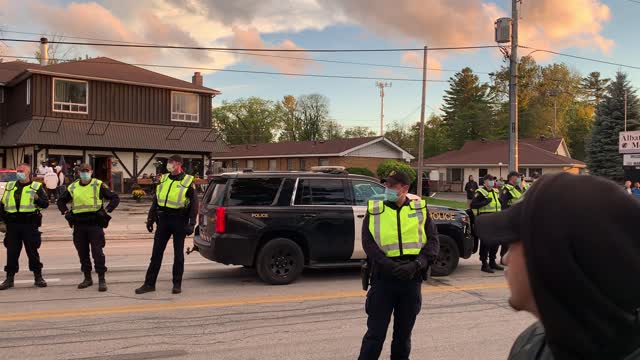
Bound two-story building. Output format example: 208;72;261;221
0;50;226;192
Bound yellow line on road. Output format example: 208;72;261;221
0;282;507;322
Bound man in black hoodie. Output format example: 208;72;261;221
476;173;640;359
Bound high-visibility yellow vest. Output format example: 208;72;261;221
1;181;43;213
502;184;523;206
69;179;104;214
156;173;194;209
367;200;427;257
476;187;501;214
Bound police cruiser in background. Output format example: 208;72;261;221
193;167;474;285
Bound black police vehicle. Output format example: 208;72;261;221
193;168;474;285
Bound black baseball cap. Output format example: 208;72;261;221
385;171;411;186
483;174;496;181
507;171;520;179
168;154;183;163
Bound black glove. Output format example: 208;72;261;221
185;223;195;236
392;261;420;281
427;255;437;267
64;212;74;228
146;220;154;233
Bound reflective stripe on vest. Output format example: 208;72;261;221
1;181;42;213
476;187;501;214
155;174;194;209
69;178;103;213
367;200;428;257
503;184;523;206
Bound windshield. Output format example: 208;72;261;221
0;172;17;182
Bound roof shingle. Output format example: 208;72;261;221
0;61;41;84
212;137;385;158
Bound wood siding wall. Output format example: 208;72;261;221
30;74;211;128
4;80;32;126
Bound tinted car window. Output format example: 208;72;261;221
352;180;385;206
203;178;227;207
227;178;283;206
0;172;17;182
294;179;347;205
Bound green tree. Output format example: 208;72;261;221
442;67;494;148
277;95;301;142
322;120;343;140
581;72;610;106
344;126;376;138
564;102;595;161
384;122;417;155
422;115;452;158
586;72;640;180
212;97;281;144
376;160;416;183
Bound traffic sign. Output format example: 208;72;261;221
623;154;640;166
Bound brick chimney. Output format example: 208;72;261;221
192;72;203;87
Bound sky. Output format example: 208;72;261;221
0;0;637;133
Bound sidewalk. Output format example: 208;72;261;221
40;200;154;241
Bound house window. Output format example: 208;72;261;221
447;168;463;182
518;168;527;176
171;92;199;123
319;158;329;166
26;79;30;105
53;78;88;113
528;168;543;178
0;88;4;104
287;159;295;171
231;160;239;170
268;159;277;171
299;159;306;170
246;160;254;169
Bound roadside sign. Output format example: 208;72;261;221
623;154;640;166
619;131;640;154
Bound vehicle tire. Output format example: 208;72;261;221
431;235;460;277
256;238;305;285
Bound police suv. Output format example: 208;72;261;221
193;167;474;285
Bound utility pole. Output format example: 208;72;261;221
625;90;628;132
376;81;392;136
508;0;520;172
417;46;428;198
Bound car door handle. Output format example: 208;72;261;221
357;215;365;218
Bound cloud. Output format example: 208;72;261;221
229;27;314;73
401;51;444;79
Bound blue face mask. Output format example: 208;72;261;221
515;177;522;185
79;172;92;182
487;180;495;188
384;188;400;202
16;172;26;181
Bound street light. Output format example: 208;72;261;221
498;162;504;179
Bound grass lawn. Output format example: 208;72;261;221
424;197;468;210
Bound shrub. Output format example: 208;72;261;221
346;167;375;177
376;160;417;183
132;189;146;200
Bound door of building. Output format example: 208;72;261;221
93;156;112;188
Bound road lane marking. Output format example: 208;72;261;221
0;282;507;321
13;278;60;284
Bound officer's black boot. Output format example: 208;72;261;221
481;261;495;273
135;284;155;294
489;260;504;271
0;273;15;290
172;280;182;294
98;273;107;292
34;271;47;288
78;272;93;289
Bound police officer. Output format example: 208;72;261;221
136;155;197;295
0;163;49;290
471;174;503;273
498;171;523;265
359;171;440;360
57;163;120;292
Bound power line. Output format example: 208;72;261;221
519;45;640;71
1;30;494;74
0;38;501;53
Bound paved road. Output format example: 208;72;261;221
0;239;534;360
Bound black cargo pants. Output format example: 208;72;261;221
4;222;42;274
359;276;422;360
477;213;499;263
143;214;187;287
73;223;106;274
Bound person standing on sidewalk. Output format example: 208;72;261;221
57;163;120;292
471;174;503;273
464;175;479;208
136;155;198;295
0;163;49;290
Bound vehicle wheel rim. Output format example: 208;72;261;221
269;249;295;277
436;244;452;268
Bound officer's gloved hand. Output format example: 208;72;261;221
185;223;195;236
392;261;420;281
427;255;437;267
146;220;154;233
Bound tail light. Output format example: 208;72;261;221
215;207;226;233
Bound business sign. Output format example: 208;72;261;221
619;131;640;154
623;154;640;166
